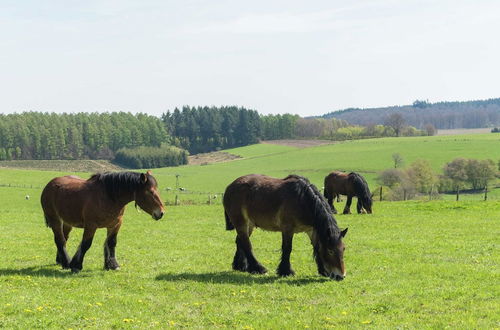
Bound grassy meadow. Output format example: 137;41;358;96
0;133;499;328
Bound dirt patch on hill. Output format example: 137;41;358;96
0;160;125;173
188;151;242;165
437;128;492;135
261;139;335;148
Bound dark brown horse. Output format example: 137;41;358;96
41;171;165;273
324;171;372;214
224;174;348;281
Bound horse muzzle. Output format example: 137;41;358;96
152;210;164;220
331;274;345;281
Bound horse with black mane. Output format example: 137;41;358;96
224;174;348;281
41;171;165;273
323;171;372;214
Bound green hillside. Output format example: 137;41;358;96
153;133;500;194
1;133;498;195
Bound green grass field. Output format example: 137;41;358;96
0;134;499;328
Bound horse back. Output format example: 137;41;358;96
41;176;108;228
223;174;309;232
325;171;354;196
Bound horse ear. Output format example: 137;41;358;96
140;173;148;183
146;170;152;175
340;228;348;238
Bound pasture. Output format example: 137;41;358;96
0;133;499;328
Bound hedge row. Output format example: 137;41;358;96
114;145;188;169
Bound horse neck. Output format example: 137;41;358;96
112;190;136;207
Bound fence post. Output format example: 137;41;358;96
175;194;179;206
379;186;383;201
208;194;211;205
484;187;488;201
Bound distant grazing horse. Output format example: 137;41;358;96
224;174;348;281
41;171;165;273
323;171;372;215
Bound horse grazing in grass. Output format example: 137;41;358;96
224;174;348;281
323;171;372;214
41;171;165;273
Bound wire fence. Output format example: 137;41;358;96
0;182;225;206
1;182;497;204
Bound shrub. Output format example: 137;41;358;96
114;144;188;169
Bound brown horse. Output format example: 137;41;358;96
41;171;165;273
324;171;372;214
224;174;348;281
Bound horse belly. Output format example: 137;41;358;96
245;206;283;232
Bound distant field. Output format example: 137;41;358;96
153;133;500;198
0;134;498;198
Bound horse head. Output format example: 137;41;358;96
314;228;348;281
134;170;165;220
362;196;373;214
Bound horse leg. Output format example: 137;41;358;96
324;190;335;213
356;199;363;214
331;198;338;214
277;231;295;277
232;235;248;272
104;222;121;270
232;224;253;272
69;226;97;273
56;224;72;266
49;219;71;269
343;196;352;214
235;225;267;274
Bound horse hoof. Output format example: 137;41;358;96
278;270;295;277
232;265;248;272
105;260;121;271
249;265;268;274
71;268;81;273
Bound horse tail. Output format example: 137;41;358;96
225;210;234;230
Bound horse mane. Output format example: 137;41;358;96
89;172;145;201
284;175;341;244
349;172;372;202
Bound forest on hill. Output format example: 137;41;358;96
2;97;498;163
0;108;297;161
0;112;168;160
321;98;500;129
162;106;297;154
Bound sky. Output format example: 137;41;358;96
1;0;499;117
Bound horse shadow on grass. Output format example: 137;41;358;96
0;265;92;278
155;271;331;286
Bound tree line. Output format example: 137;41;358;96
322;98;500;129
0;109;435;164
377;155;499;201
0;112;168;161
161;106;297;154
